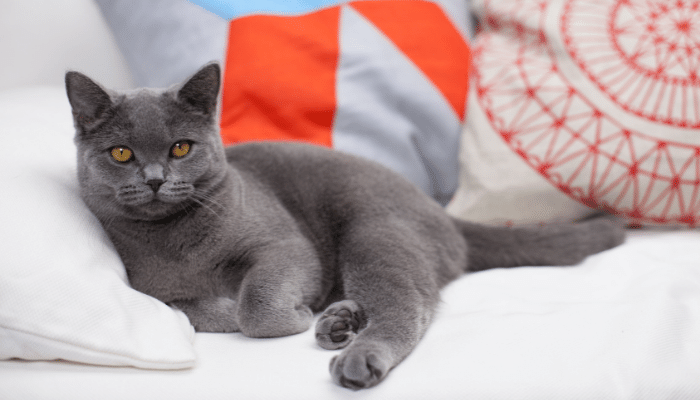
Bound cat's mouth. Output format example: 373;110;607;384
116;184;195;220
118;183;194;203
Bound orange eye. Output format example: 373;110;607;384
111;147;133;162
171;141;191;158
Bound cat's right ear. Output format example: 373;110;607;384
65;71;113;132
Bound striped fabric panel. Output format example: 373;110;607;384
192;0;470;202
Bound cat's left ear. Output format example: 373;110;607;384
177;62;221;117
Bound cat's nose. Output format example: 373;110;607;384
143;164;165;192
147;179;164;192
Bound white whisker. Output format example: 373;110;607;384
192;194;224;220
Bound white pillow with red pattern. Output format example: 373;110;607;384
448;0;700;227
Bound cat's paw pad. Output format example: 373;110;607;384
330;347;390;390
315;300;363;350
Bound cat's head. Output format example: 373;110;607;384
66;63;227;222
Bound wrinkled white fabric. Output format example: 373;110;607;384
0;87;196;369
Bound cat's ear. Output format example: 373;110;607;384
177;62;220;117
65;71;113;131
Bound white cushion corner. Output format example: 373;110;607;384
0;86;195;369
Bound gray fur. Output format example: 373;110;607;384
66;63;625;390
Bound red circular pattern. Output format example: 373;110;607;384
476;0;700;226
563;0;700;128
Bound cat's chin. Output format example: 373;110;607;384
121;199;192;222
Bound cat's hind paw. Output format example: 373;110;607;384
315;300;364;350
330;344;391;390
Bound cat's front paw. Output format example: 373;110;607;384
315;300;363;350
330;344;391;390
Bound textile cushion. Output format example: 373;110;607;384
98;0;472;205
0;87;196;369
447;0;700;226
94;0;228;88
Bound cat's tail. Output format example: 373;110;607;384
452;217;626;272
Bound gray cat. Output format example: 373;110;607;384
66;63;625;390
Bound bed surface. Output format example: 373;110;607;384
1;1;699;398
2;230;699;399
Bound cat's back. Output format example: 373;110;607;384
224;141;428;207
225;141;467;285
225;141;387;178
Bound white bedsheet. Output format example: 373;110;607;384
1;230;699;399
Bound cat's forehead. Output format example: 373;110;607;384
114;90;179;144
121;90;170;120
79;87;211;151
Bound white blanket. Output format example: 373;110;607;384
2;230;699;399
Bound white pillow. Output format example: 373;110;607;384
0;0;135;91
0;87;196;369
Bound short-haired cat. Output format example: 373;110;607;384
66;63;625;390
